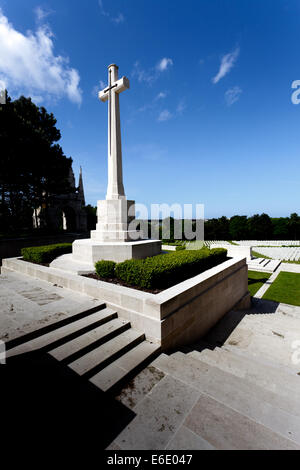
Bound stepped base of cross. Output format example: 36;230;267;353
71;198;161;264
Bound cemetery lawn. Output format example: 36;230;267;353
248;270;271;296
262;271;300;306
252;250;272;259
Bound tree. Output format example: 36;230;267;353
0;93;73;232
229;215;248;240
272;218;289;239
289;213;300;240
247;213;273;240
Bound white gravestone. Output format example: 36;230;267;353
70;64;161;265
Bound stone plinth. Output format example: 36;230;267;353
72;238;161;264
91;199;140;242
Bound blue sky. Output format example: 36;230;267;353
1;0;300;218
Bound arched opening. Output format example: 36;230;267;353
57;206;77;232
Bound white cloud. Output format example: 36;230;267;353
132;61;155;84
34;6;53;22
212;47;240;84
155;92;166;100
112;13;125;24
133;58;173;85
176;99;186;114
158;109;172;121
0;9;82;104
156;58;173;72
92;79;106;96
225;86;242;106
98;0;125;24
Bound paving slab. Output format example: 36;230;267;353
116;365;165;409
166;425;215;450
184;393;299;450
0;271;102;343
114;375;200;450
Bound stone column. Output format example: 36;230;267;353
107;64;125;200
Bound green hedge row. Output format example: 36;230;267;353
114;248;227;289
21;243;72;264
95;260;116;278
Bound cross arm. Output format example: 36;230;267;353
98;76;130;102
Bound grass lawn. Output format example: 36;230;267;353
251;250;272;259
248;270;271;296
263;271;300;306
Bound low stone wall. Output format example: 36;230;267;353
1;256;250;351
210;244;253;261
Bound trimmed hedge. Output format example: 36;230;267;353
95;260;116;278
115;248;227;289
21;243;72;264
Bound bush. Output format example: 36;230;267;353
95;260;116;278
175;245;186;251
115;248;227;289
21;243;72;264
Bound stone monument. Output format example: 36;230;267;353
71;64;161;264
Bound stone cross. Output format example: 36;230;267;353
99;64;130;200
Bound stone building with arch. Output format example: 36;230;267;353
33;166;87;233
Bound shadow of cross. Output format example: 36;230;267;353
98;64;130;200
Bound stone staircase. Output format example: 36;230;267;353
6;303;160;393
247;257;281;273
111;302;300;450
247;258;281;273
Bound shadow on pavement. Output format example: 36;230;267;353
1;350;135;449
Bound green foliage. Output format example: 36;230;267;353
263;271;300;306
95;260;116;278
248;270;271;296
0;93;73;231
21;243;72;264
115;248;227;289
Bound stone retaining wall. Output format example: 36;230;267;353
1;256;250;350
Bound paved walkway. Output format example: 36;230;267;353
1;269;300;450
0;270;101;342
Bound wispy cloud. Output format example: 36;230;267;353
158;109;172;121
155;92;167;100
225;86;242;106
92;79;106;97
212;47;240;84
112;13;124;24
34;6;54;22
176;99;186;114
157;100;186;122
0;8;82;104
132;58;173;85
98;0;125;24
156;58;173;72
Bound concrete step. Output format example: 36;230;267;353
89;341;161;392
68;328;145;376
152;352;300;446
188;346;300;401
175;350;300;413
221;326;300;370
48;317;130;362
182;391;298;450
222;341;300;375
7;306;116;357
248;259;281;273
234;314;300;340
